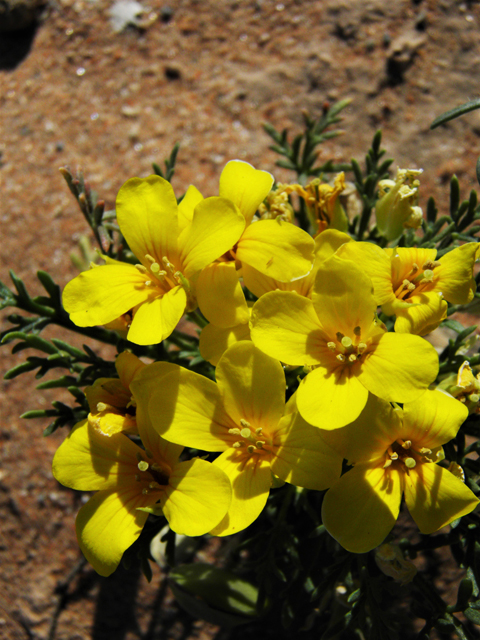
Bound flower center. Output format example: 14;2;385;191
393;259;441;302
326;326;368;366
383;439;442;473
135;451;170;494
135;254;196;310
227;419;273;457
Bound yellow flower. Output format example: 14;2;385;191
375;168;423;241
138;342;343;536
85;351;146;437
321;391;479;553
63;175;245;345
199;230;353;366
281;173;348;236
337;242;479;335
250;255;438;430
52;362;232;576
194;160;315;327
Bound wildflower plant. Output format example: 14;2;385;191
3;99;480;639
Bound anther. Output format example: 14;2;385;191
336;354;345;362
404;457;416;469
419;447;432;455
398;439;411;449
228;428;241;435
422;260;436;270
233;441;244;448
410;263;419;274
353;326;361;336
240;428;251;438
150;463;163;472
240;419;251;428
327;341;336;351
348;354;357;363
357;342;367;354
402;279;411;290
336;332;344;342
383;458;393;469
145;449;153;458
96;402;107;412
135;264;147;273
247;445;255;454
142;488;150;495
145;280;152;286
145;254;155;264
138;461;149;472
255;427;263;436
341;336;353;348
256;441;265;448
149;481;161;490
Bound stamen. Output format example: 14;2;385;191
422;260;436;270
383;458;393;469
397;439;411;449
256;441;265;448
149;481;161;490
353;326;361;336
336;331;344;342
142;488;150;495
255;427;263;436
233;441;244;448
410;263;419;274
144;280;152;286
402;279;411;290
150;463;163;472
240;427;251;438
228;428;241;435
404;457;416;469
407;282;416;292
420;269;434;283
247;445;255;453
145;449;153;458
135;264;147;273
348;354;357;362
138;461;149;472
341;336;353;348
96;402;107;412
145;254;155;264
327;342;336;351
240;419;251;428
357;342;367;354
336;354;345;362
419;447;432;455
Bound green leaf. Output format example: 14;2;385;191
4;360;38;379
465;607;480;624
431;98;480;130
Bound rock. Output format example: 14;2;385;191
0;0;42;31
109;0;145;33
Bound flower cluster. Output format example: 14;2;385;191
54;159;480;574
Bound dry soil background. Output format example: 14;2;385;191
2;1;480;639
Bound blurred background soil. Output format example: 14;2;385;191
2;0;480;638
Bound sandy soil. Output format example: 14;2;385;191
2;1;480;638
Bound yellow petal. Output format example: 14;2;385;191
394;291;447;336
126;285;187;345
401;389;468;450
320;393;402;463
322;462;403;553
435;242;478;304
115;351;147;389
199;322;251;366
196;262;249;328
358;332;438;402
270;411;343;490
63;265;150;327
177;184;203;230
404;463;479;534
337;241;394;306
52;420;139;491
312;255;376;336
178;196;245;278
116;175;179;267
236;219;315;282
219;160;274;225
296;364;369;430
215;342;285;429
130;361;186;464
147;367;231;450
161;458;232;536
76;486;152;576
210;449;272;536
314;229;353;262
250;291;326;366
